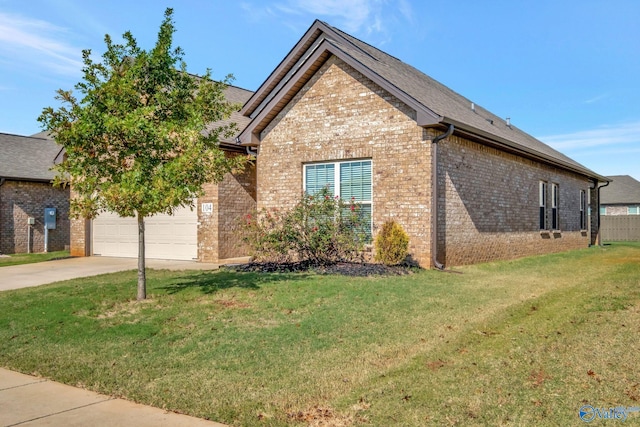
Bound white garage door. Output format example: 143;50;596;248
92;206;198;260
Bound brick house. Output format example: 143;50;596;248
236;20;608;267
69;20;608;267
600;175;640;216
0;132;70;254
69;85;256;262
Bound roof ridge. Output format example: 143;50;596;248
0;131;50;141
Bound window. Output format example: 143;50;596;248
304;160;372;236
580;190;587;230
539;181;547;230
551;183;559;230
600;206;606;216
629;205;640;215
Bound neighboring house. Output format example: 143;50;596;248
0;132;70;254
69;85;256;261
600;175;640;215
237;20;608;267
69;20;609;267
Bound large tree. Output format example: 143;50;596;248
39;8;247;300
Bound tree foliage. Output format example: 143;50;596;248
39;8;247;299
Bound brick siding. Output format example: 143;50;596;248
198;157;257;262
257;56;433;266
65;54;598;267
437;134;591;266
0;180;70;254
255;54;594;267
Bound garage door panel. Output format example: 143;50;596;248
93;207;197;260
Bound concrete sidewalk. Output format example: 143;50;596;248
0;256;249;292
0;368;227;427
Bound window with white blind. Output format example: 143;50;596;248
304;160;372;237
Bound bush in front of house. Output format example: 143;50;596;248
241;187;368;265
374;220;409;265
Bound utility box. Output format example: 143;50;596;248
44;208;57;230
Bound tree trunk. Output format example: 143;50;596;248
137;213;146;300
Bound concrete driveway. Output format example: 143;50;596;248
0;256;226;291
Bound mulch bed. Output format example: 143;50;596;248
226;260;416;277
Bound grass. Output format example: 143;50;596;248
0;250;70;267
0;243;639;426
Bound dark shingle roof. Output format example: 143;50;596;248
601;175;640;204
239;20;606;181
206;84;254;146
0;132;61;181
327;25;589;170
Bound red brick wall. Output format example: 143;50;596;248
253;54;593;268
217;161;256;260
69;217;90;257
197;157;257;262
0;180;70;254
256;56;433;266
437;135;591;266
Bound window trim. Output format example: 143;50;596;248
539;181;547;230
580;189;587;230
551;183;559;231
303;159;373;235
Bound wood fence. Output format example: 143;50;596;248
601;215;640;241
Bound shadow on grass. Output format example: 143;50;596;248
158;270;309;295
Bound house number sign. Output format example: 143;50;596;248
201;203;213;214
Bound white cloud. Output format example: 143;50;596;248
243;0;412;37
584;93;609;104
0;12;83;76
281;0;374;33
538;121;640;150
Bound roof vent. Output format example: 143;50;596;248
471;102;476;112
486;118;494;125
506;117;511;127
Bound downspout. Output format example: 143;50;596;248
596;180;610;246
237;136;258;156
431;124;454;270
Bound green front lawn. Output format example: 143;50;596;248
0;250;70;267
1;243;639;426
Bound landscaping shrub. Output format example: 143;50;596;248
374;220;409;265
241;187;368;265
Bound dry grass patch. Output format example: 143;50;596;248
0;243;638;426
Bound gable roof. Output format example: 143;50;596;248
601;175;640;205
0;132;61;182
238;20;607;182
206;84;254;150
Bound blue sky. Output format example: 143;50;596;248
1;0;638;180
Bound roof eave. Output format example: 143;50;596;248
436;117;609;182
0;175;54;183
241;20;327;117
238;39;440;146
